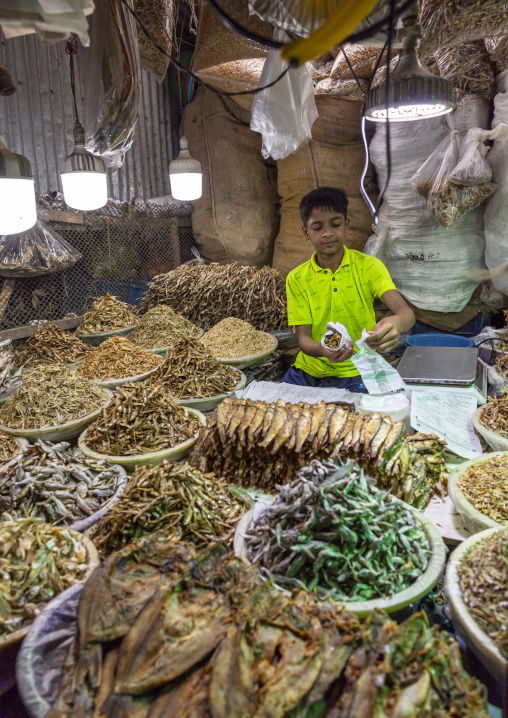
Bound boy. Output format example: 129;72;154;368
282;187;415;393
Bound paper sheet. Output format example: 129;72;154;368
410;391;483;459
239;380;356;405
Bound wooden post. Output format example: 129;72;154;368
170;217;182;268
0;278;15;324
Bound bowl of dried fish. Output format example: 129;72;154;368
174;371;247;412
0;434;28;463
446;527;508;682
76;294;138;346
125;305;204;356
12;324;92;369
448;452;508;534
0;518;99;650
76;325;138;348
201;318;278;369
472;395;508;452
136;327;205;357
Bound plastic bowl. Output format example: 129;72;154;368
268;328;297;351
405;333;474;348
445;527;508;682
75;325;137;347
0;389;113;443
206;333;278;370
77;406;206;471
173;371;247;413
234;499;447;618
448;452;507;534
471;405;508;452
125;328;205;356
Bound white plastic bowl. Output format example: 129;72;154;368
445;527;508;682
205;332;278;370
79;362;162;391
173;371;247;412
471;405;508;452
77;406;206;471
76;325;137;347
0;389;113;443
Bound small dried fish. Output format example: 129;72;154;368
129;305;200;349
90;461;246;555
148;337;241;399
479;391;508;437
0;340;21;396
79;294;137;334
0;432;20;462
13;324;92;368
201;318;274;359
0;441;124;524
85;382;200;455
75;336;161;381
0;365;109;430
458;455;508;524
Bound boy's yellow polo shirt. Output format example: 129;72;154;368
286;247;396;378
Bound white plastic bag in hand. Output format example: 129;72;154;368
350;328;406;394
320;321;351;352
250;29;318;160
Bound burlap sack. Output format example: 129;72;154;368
182;88;280;268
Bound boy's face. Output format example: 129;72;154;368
302;207;350;256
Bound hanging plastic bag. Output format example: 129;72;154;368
410;131;461;199
350;328;406;394
0;220;82;278
449;124;508;186
250;28;318;160
82;0;140;167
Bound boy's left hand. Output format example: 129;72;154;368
366;317;401;353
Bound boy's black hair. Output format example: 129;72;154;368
299;187;348;225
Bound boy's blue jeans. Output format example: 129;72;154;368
281;366;368;393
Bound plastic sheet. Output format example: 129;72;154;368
82;0;140;167
0;220;81;278
250;29;318;161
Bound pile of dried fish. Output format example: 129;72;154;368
47;539;489;718
246;459;431;602
193;398;447;508
459;529;508;659
0;365;108;430
201;317;274;359
428;182;496;229
0;440;125;525
138;262;287;331
75;336;161;381
13;324;91;368
496;350;508;378
0;339;21;396
457;455;508;524
0;432;20;462
79;293;137;334
148;337;241;398
129;305;200;349
91;461;245;555
324;332;342;349
0;518;88;636
85;383;200;455
479;391;508;436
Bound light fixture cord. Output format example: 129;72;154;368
375;0;396;217
65;39;81;128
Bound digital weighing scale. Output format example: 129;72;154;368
397;346;487;405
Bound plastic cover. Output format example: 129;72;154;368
82;0;140;167
250;29;318;161
0;220;81;278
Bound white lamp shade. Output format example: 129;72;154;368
0;177;37;235
61;171;108;211
170;172;202;201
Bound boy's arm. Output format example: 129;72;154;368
366;289;415;353
296;325;354;364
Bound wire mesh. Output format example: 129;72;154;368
0;201;196;332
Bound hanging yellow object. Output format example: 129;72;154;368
281;0;382;65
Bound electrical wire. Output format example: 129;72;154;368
339;44;365;96
375;0;396;214
65;39;80;126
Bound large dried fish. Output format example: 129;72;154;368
79;293;137;334
138;262;287;331
201;317;274;359
75;336;161;381
13;324;91;368
129;305;200;349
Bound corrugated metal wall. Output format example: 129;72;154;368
0;32;173;202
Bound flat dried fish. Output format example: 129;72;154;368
13;324;92;368
129;305;200;349
79;294;137;334
201;318;274;359
75;336;161;381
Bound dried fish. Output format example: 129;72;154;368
428;182;496;229
0;340;21;396
148;337;241;398
79;293;137;334
85;382;200;455
0;441;125;525
0;432;20;462
128;305;200;349
0;365;109;430
75;336;161;381
201;317;274;359
458;455;508;524
479;391;508;436
13;324;91;369
324;332;342;349
0;518;88;636
90;461;246;555
138;262;287;331
458;529;508;659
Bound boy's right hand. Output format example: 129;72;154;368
321;340;354;363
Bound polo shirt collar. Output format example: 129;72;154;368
311;246;351;274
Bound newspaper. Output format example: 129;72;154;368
238;380;356;405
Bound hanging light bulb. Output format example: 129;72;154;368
61;122;108;211
364;15;453;122
0;138;37;235
169;137;202;201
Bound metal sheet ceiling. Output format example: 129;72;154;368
0;33;172;202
